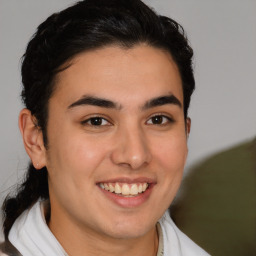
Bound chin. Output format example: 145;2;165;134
106;227;151;240
101;216;155;240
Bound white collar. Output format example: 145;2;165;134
9;201;68;256
158;211;210;256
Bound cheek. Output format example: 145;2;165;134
46;131;109;188
59;138;107;174
46;135;110;212
152;133;188;184
148;133;188;211
155;134;187;166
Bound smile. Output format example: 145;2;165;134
99;182;149;197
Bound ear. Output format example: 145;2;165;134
19;108;47;170
186;117;191;138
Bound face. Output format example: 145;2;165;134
43;45;189;240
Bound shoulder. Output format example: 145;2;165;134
0;241;21;256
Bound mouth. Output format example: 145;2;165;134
97;178;155;207
98;182;149;197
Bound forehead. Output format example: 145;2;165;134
52;45;183;108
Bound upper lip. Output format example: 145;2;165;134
96;177;156;184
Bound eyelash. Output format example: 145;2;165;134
81;114;174;127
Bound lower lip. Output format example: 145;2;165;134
98;184;154;208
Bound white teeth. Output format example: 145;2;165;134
142;183;147;191
115;183;122;194
99;182;149;196
104;183;109;190
130;184;139;195
109;183;115;192
122;184;130;195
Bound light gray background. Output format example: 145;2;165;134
0;0;255;241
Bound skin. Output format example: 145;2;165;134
20;44;190;256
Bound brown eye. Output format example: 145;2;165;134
82;117;110;126
90;117;103;125
146;115;173;125
151;116;163;124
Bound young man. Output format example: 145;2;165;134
1;1;210;255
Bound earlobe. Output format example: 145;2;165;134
186;117;191;137
19;108;46;169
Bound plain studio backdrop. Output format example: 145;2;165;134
0;0;255;241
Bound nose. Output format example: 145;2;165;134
110;125;152;170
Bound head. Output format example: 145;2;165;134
3;0;194;242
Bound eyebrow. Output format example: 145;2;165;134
68;94;182;110
142;95;182;110
68;95;120;109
